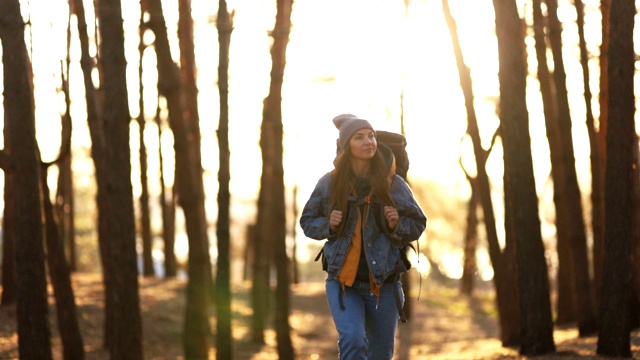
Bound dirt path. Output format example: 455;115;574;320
1;272;639;359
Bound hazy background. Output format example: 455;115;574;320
0;0;621;284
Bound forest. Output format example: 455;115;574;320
1;0;640;359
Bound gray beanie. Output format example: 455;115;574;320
333;113;375;151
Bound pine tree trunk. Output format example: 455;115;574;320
41;164;85;360
596;0;635;356
442;0;520;344
97;0;145;357
216;1;234;358
545;0;597;335
258;0;295;357
493;0;555;355
0;1;52;357
147;0;213;356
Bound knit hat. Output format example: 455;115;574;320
333;113;375;151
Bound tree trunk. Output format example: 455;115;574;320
1;173;17;306
593;0;610;315
532;0;576;326
460;177;479;296
545;0;597;335
146;0;213;356
98;0;145;358
596;0;635;356
70;0;115;348
215;1;234;359
56;31;77;273
156;108;178;278
493;0;555;355
41;163;85;360
257;0;295;357
138;0;155;277
0;1;52;357
442;0;520;344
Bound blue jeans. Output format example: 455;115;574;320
325;278;404;360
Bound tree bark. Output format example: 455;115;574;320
1;172;17;306
442;0;520;345
146;0;213;356
532;0;576;326
493;0;555;355
593;0;610;315
216;1;234;359
255;0;295;357
545;0;597;335
596;0;635;356
0;1;52;357
155;108;177;278
41;163;85;360
138;0;155;277
97;0;145;358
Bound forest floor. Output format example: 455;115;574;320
1;271;639;359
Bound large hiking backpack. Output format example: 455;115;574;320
375;130;409;180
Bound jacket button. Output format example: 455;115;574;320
372;261;377;265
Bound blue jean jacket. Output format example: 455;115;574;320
300;172;427;286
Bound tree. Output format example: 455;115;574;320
69;0;117;347
593;0;610;314
492;0;555;355
97;0;145;357
138;0;155;278
1;172;16;306
0;0;52;358
254;0;295;356
146;0;213;356
56;23;77;273
596;0;635;356
41;159;85;360
216;1;234;358
443;0;520;345
155;107;178;278
544;0;597;335
531;0;575;326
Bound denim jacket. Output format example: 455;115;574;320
300;171;427;287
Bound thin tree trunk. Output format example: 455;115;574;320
545;0;597;335
41;162;85;360
596;0;635;356
442;0;520;344
593;0;610;314
493;0;555;355
98;0;145;357
532;0;575;326
146;0;213;356
292;185;300;284
460;176;479;296
56;18;77;273
215;1;234;358
138;0;155;277
257;0;295;356
156;107;177;278
0;1;52;357
69;0;115;348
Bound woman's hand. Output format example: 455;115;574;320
329;210;343;232
384;206;399;230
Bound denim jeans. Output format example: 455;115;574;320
325;278;404;360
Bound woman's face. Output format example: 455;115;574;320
349;129;377;161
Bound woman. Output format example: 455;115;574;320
300;113;427;359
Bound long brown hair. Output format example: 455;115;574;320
329;145;395;233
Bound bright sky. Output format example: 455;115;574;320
0;0;615;279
